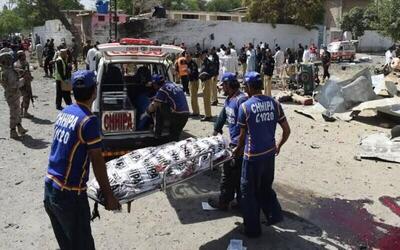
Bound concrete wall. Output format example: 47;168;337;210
33;20;73;47
357;30;394;52
121;19;319;51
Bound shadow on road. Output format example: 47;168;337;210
199;211;326;250
28;115;53;125
20;134;50;149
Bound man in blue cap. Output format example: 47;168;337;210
44;70;121;250
141;74;189;141
208;72;247;210
234;71;291;238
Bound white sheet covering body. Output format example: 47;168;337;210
88;136;229;203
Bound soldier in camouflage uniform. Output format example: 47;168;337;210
14;50;34;118
0;51;28;139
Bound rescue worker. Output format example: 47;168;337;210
210;47;220;106
44;70;121;250
0;51;28;139
209;72;248;210
55;49;72;110
199;50;213;121
14;50;34;117
186;52;200;116
261;49;275;96
175;51;190;95
321;46;331;82
141;74;189;141
234;71;291;238
44;39;55;78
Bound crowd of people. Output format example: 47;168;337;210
173;41;331;121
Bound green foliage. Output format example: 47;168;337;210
206;0;241;12
340;7;369;38
0;9;24;36
162;0;200;11
369;0;400;42
242;0;324;27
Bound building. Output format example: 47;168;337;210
64;10;130;43
166;10;245;22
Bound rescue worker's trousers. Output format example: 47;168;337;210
180;75;190;95
189;80;200;115
241;63;247;75
44;57;53;76
20;81;32;110
154;104;189;141
201;79;212;118
323;64;330;80
241;157;283;237
44;182;95;250
56;81;72;109
220;154;243;205
211;76;218;103
263;75;272;96
6;92;21;129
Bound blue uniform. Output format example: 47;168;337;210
46;103;102;193
238;94;286;161
237;94;286;237
224;91;248;146
154;81;189;113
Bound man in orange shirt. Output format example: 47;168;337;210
175;51;190;95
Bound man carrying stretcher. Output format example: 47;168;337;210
208;72;248;210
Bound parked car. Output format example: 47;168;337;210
327;41;356;62
93;38;184;158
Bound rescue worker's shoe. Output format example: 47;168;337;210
200;117;212;122
207;198;229;211
10;129;19;139
263;216;284;226
17;125;28;135
22;110;33;118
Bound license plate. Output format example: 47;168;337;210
102;111;135;134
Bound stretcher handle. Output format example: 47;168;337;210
161;151;213;191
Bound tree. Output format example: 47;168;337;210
340;7;369;39
162;0;200;11
206;0;241;12
369;0;400;42
0;9;24;36
242;0;324;28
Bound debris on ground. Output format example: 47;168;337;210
357;133;400;163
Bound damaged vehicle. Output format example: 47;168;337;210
92;38;184;158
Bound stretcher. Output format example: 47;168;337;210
87;136;233;218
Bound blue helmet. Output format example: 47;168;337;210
72;70;96;89
244;71;262;88
151;74;165;85
221;72;239;88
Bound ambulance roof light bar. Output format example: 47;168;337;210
119;38;155;46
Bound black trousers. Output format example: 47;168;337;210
56;80;72;109
154;105;189;141
241;157;283;236
220;155;243;205
44;57;53;76
44;182;95;250
180;75;190;94
323;64;330;80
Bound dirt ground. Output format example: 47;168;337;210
0;54;399;250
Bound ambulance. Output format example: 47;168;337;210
93;38;184;158
327;41;356;62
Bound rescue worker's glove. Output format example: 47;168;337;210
140;111;150;120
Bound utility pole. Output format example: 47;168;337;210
109;0;112;41
114;0;117;41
